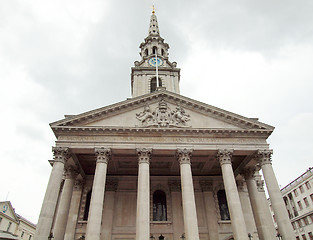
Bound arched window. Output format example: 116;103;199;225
150;77;162;93
161;49;165;56
145;49;148;56
83;190;92;220
152;46;157;55
153;190;167;221
217;190;230;220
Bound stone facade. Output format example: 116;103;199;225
0;201;36;240
34;11;294;240
269;167;313;239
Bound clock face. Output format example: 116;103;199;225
149;57;163;67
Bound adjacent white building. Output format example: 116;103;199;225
0;201;36;240
269;167;313;240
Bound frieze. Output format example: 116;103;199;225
58;135;266;144
136;99;190;128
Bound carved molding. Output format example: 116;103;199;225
136;148;152;164
256;149;273;166
217;149;233;165
236;179;247;192
95;147;111;164
176;148;193;164
52;147;70;164
256;179;265;192
136;99;190;128
242;167;256;180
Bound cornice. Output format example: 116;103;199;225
51;126;272;137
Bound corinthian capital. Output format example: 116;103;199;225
52;147;70;164
64;165;79;179
217;149;233;165
136;148;152;164
95;148;111;164
256;149;273;166
176;148;193;164
242;167;256;180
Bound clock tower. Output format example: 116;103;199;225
131;10;180;97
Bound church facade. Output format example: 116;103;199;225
34;12;294;240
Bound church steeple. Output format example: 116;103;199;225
131;10;180;98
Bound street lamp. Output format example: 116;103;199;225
276;233;282;240
248;233;253;239
180;233;185;240
48;233;54;240
150;235;155;240
159;234;165;240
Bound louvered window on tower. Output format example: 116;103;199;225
150;77;162;92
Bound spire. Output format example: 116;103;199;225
148;8;160;36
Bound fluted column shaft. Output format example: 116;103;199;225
243;168;276;240
85;148;111;240
136;148;152;240
257;150;294;240
53;166;78;239
177;149;199;240
34;147;69;240
64;179;84;240
217;149;248;240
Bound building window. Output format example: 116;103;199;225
302;234;307;240
7;222;12;231
294;189;299;197
21;231;24;238
150;77;162;92
298;201;303;210
308;232;313;240
145;49;149;56
217;190;230;220
292;222;297;230
161;49;165;56
152;46;157;55
83;190;92;221
304;217;309;225
310;194;313;203
298;220;303;227
310;214;313;222
153;190;167;221
29;236;32;240
304;197;309;207
297;237;300;240
300;185;305;193
305;181;311;190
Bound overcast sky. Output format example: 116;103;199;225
1;0;313;224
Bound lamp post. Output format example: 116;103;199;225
276;233;282;240
248;233;253;240
48;233;54;240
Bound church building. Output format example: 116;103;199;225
34;10;294;240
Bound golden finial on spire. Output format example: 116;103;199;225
151;5;156;14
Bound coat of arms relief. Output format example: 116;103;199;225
136;99;191;127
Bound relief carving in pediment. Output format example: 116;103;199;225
136;99;191;128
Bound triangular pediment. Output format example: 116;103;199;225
0;201;18;222
51;90;274;136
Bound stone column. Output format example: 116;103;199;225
243;167;276;240
85;148;111;240
64;179;84;240
176;149;200;240
101;180;118;240
53;166;78;239
136;148;152;240
200;181;219;240
257;150;294;239
34;147;69;240
236;179;258;238
217;149;248;240
169;181;184;240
